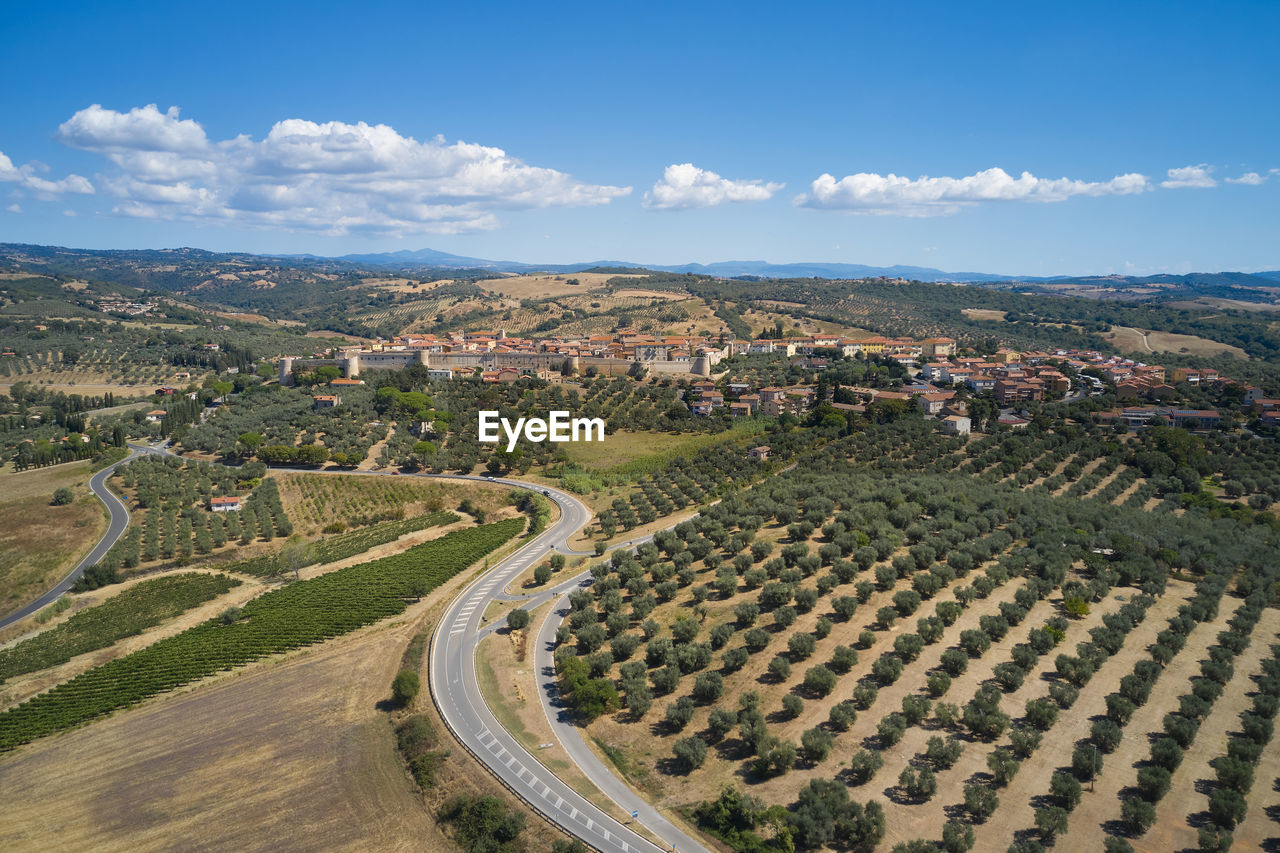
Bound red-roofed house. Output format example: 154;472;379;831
211;496;242;512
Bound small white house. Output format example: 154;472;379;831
211;496;242;512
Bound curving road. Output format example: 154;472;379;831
429;479;709;853
8;434;709;851
0;449;139;631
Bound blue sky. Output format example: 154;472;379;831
1;0;1277;275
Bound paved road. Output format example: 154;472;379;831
532;580;709;853
429;479;709;853
30;437;709;851
0;449;139;631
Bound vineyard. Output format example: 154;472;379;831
0;573;240;680
0;517;525;751
548;418;1280;852
100;456;292;574
274;471;506;534
220;510;458;576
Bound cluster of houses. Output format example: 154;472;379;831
1244;387;1280;429
355;329;727;364
729;334;958;363
283;330;1272;434
685;381;816;418
920;348;1070;405
95;300;157;316
684;376;981;434
1097;407;1224;431
363;330;953;363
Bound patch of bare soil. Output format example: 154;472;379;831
876;591;1130;850
1054;457;1103;496
1144;606;1280;853
962;308;1008;322
1056;597;1243;851
0;566;574;852
1112;478;1144;506
968;579;1198;851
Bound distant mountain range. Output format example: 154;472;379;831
319;247;1280;288
323;248;1022;281
3;242;1277;300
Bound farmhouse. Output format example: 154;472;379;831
210;496;242;512
942;414;972;435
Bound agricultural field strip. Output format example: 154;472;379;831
0;577;272;712
968;582;1199;851
568;467;1030;820
872;581;1056;802
876;588;1131;844
837;575;1024;774
0;518;523;750
1110;476;1146;506
1051;596;1243;850
1053;457;1104;497
105;457;292;570
885;590;1132;843
0;573;240;681
220;511;457;576
1146;605;1280;851
1237;629;1280;851
682;539;1000;750
1079;464;1126;501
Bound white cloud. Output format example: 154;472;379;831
1225;171;1267;185
644;163;783;210
55;104;631;235
6;203;21;213
0;150;94;197
1161;164;1217;189
57;104;209;153
795;167;1149;216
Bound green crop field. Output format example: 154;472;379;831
0;517;524;750
0;572;241;680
